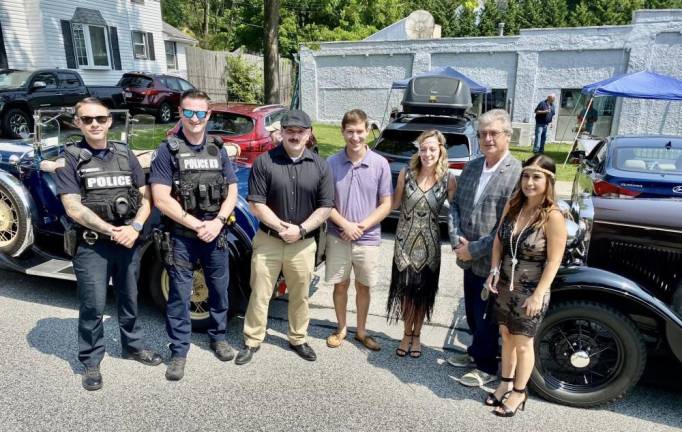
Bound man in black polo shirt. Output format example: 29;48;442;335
235;109;334;365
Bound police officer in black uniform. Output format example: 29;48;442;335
56;98;162;391
149;89;238;381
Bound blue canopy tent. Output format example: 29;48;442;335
564;71;682;164
391;66;492;94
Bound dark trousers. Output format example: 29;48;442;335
463;269;499;375
73;240;145;368
166;233;229;357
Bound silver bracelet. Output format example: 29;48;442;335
489;267;500;277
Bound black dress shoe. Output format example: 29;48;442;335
289;342;316;361
235;345;260;365
210;340;235;362
124;349;163;366
165;356;186;381
82;367;103;391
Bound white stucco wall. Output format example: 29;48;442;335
300;9;682;139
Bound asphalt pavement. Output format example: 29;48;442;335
0;227;680;432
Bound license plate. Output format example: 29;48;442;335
125;92;133;98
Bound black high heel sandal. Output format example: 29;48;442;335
408;333;421;358
396;332;412;357
493;387;528;417
484;376;514;407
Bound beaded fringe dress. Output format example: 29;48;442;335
387;169;449;323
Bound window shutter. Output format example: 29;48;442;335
109;27;122;70
0;23;8;69
61;20;77;69
146;32;155;61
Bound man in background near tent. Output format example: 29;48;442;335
533;94;556;153
577;105;598;135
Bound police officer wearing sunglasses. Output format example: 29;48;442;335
56;97;163;391
149;89;238;381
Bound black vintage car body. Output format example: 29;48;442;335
528;186;682;407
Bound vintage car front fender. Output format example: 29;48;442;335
552;265;682;362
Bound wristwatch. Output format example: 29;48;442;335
217;215;229;225
131;221;143;232
299;225;307;238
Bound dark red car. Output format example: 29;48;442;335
168;103;288;166
118;72;196;123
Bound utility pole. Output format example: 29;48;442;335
204;0;210;37
264;0;280;104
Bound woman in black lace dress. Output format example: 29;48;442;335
387;129;456;358
484;154;566;416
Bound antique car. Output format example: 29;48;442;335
0;109;257;329
528;190;682;407
571;134;682;198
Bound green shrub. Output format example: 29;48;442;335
225;55;263;104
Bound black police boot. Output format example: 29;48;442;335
82;366;103;391
123;349;163;366
210;340;236;362
289;342;317;361
165;356;186;381
234;345;260;366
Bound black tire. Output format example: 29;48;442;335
0;181;30;256
148;259;210;331
530;300;647;408
156;103;173;124
2;108;32;139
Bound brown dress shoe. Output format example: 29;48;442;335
355;334;381;351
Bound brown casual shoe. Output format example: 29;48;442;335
355;334;381;351
326;330;346;348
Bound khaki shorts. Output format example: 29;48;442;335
324;234;379;287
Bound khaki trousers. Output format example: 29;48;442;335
243;230;317;347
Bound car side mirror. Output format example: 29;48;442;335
31;81;47;91
569;149;586;164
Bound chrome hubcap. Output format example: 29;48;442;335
570;350;591;368
161;268;210;320
9;114;28;134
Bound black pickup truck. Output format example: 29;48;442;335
0;69;125;138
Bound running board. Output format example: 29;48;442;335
24;258;76;281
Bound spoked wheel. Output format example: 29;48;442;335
0;182;29;256
530;301;647;407
149;260;211;331
3;108;31;139
157;103;172;123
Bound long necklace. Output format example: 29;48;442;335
508;206;537;291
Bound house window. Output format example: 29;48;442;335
71;23;110;69
132;31;148;59
165;41;177;70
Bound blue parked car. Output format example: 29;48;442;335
572;135;682;198
0;109;257;330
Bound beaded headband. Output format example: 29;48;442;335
522;165;556;178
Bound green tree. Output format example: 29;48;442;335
449;4;479;37
545;0;569;27
478;0;503;36
226;55;263;103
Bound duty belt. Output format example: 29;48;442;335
260;226;316;240
80;229;112;245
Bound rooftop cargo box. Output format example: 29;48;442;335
402;76;472;116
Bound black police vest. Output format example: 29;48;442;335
168;135;227;216
66;141;140;224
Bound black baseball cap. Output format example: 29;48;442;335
281;109;312;129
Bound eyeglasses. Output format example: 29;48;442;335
78;115;110;125
182;109;208;120
478;129;506;139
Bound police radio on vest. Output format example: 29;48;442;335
86;175;133;189
183;159;220;170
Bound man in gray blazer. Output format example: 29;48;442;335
447;109;522;387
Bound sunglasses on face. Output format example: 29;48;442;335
181;109;208;120
78;115;110;125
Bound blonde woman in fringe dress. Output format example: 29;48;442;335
387;130;456;358
484;154;566;417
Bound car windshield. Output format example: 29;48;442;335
117;75;153;88
614;146;682;175
0;70;32;89
374;129;470;158
207;112;254;136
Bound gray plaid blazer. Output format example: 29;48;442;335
448;153;522;277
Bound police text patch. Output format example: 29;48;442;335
85;175;133;189
182;158;220;170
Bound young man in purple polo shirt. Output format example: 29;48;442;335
325;109;393;351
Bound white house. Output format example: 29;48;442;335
0;0;197;84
